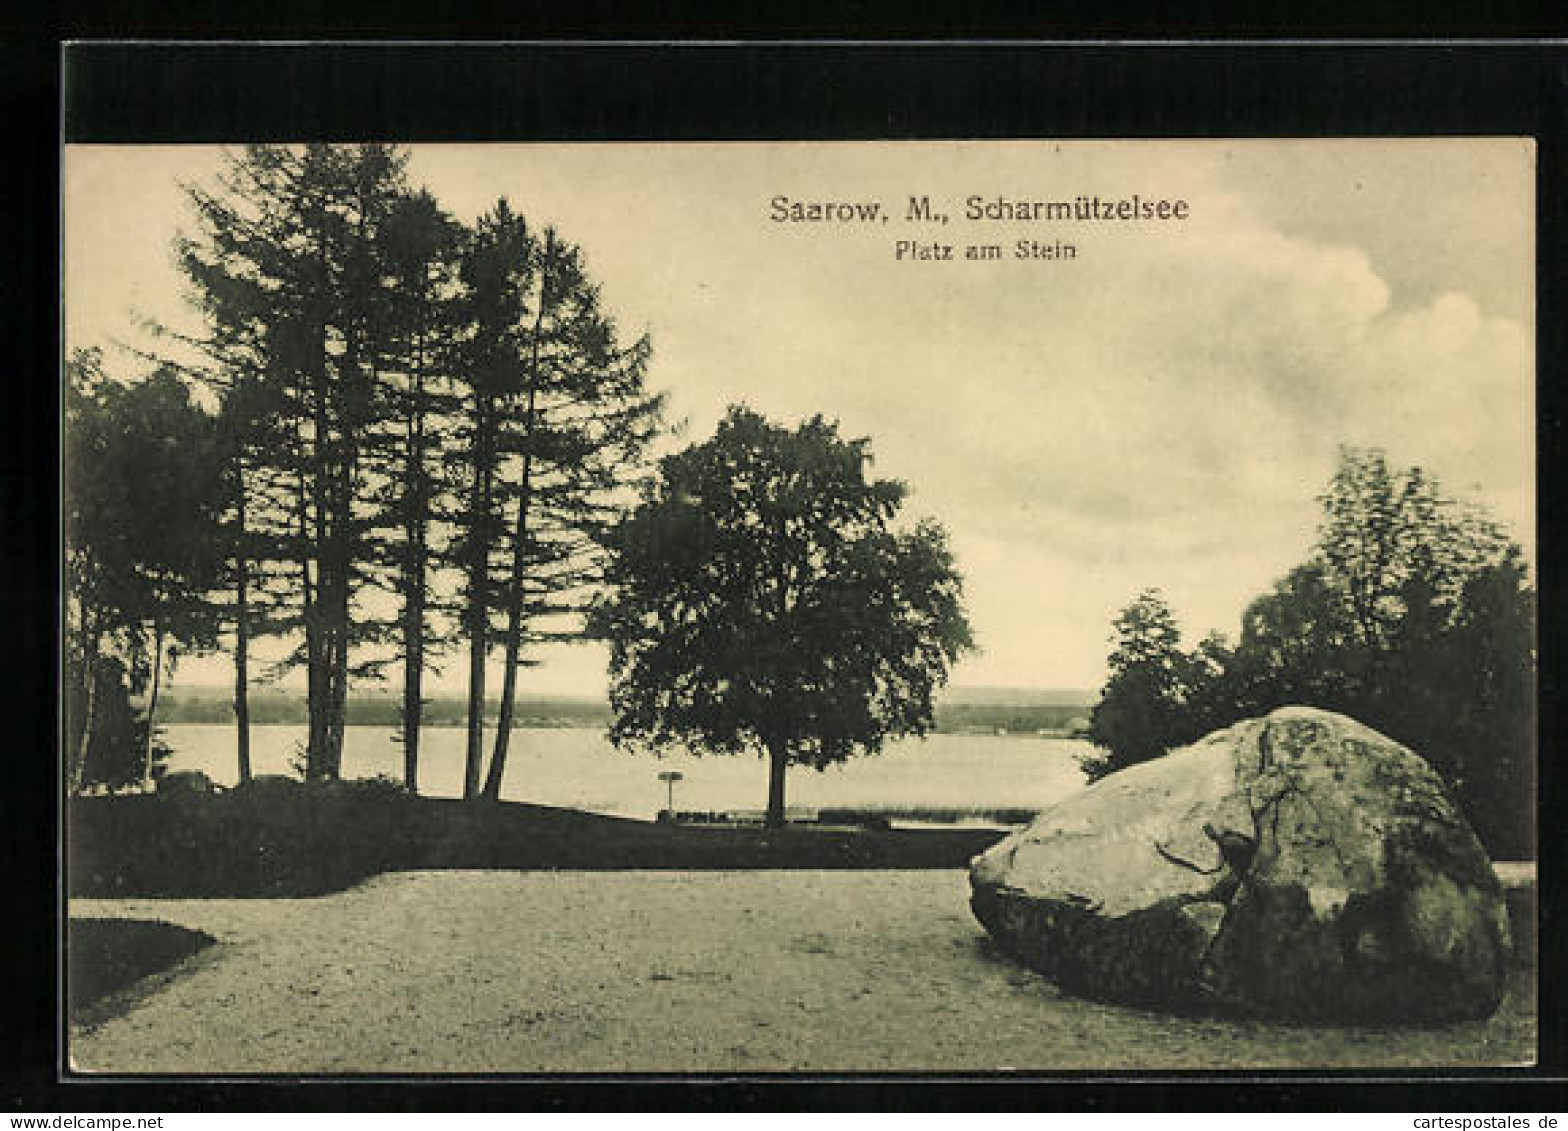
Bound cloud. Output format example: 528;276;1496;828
804;173;1533;569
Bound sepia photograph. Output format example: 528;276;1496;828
62;136;1537;1075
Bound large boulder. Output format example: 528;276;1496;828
970;706;1512;1024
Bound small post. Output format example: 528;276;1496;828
657;770;684;818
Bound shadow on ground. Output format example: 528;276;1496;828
69;791;1007;898
69;918;216;1024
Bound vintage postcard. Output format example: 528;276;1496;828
62;137;1537;1074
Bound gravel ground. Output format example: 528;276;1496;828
69;870;1535;1074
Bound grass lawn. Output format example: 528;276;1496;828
67;787;1536;1070
69;787;1007;899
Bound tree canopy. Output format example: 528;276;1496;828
157;144;661;799
1083;446;1535;857
65;352;227;792
592;406;974;826
1083;590;1200;782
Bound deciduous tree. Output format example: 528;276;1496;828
592;407;973;827
1084;447;1536;856
64;355;225;792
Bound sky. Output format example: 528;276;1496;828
63;140;1536;696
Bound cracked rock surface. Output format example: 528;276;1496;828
969;706;1512;1023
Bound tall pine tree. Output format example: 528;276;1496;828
367;189;464;792
481;226;659;800
447;202;661;800
177;144;414;780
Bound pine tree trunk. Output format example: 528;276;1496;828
402;606;423;792
298;474;327;780
482;474;533;799
401;348;429;795
305;212;334;781
463;440;494;801
481;566;525;800
304;611;326;777
464;620;487;800
481;531;525;798
484;235;555;803
401;507;426;793
312;441;351;780
143;622;166;788
327;292;371;782
73;675;98;796
323;447;351;779
326;567;350;778
765;742;790;829
324;627;342;779
233;466;252;785
304;615;327;780
69;623;103;797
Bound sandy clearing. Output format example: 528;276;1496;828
69;870;1534;1074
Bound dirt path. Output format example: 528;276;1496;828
70;870;1534;1073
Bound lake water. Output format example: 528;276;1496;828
161;725;1093;821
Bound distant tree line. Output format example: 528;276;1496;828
154;689;1077;735
66;144;662;799
933;702;1087;735
157;692;614;730
1085;447;1536;858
